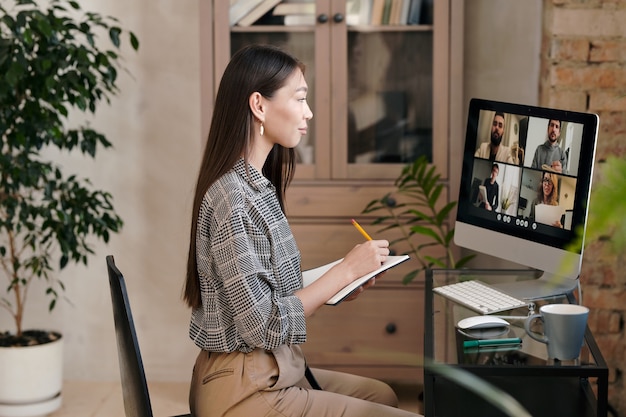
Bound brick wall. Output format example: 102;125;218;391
540;0;626;414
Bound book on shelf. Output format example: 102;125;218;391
302;255;410;305
236;0;282;27
346;0;372;26
370;0;385;25
283;14;316;26
230;0;264;26
389;0;400;25
399;0;411;24
381;0;393;25
394;0;409;24
407;0;423;25
272;2;315;15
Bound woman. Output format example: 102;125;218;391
183;45;421;416
529;171;562;228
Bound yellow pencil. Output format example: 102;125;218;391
351;218;373;241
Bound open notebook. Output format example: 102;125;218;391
303;255;410;305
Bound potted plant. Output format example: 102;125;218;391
362;155;475;283
0;0;138;414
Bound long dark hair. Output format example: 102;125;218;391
183;44;304;309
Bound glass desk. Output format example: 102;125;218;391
424;269;608;417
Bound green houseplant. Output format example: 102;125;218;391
362;155;475;283
0;0;138;413
570;156;626;253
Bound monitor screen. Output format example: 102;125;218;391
455;98;598;280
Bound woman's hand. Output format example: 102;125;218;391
343;270;386;302
295;239;389;315
338;240;389;302
340;239;390;281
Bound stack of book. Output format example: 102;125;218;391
230;0;315;27
370;0;425;25
229;0;429;28
272;1;315;26
230;0;282;27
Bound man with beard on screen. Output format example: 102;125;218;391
474;111;514;163
531;119;567;174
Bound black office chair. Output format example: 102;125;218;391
106;255;191;417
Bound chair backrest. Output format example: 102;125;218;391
106;255;154;417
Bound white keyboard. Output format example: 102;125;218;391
433;280;529;314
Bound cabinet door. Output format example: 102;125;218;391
212;0;449;181
301;286;424;383
338;27;436;179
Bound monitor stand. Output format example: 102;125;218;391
492;272;579;301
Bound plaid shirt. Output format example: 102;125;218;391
189;159;307;353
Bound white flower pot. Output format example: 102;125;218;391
0;335;63;417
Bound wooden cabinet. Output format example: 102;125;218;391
200;0;462;383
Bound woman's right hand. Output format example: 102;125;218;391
294;239;390;316
339;239;390;283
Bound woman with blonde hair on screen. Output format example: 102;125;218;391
529;171;562;228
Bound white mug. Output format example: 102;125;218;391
524;304;589;361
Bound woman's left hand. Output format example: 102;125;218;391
343;271;386;302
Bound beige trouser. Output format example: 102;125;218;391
189;345;421;417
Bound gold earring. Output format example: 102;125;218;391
260;123;264;136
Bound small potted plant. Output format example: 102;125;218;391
0;0;138;415
362;155;475;283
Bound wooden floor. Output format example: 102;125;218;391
48;380;423;416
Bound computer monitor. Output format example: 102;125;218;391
455;98;599;299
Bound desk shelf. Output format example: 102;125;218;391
424;268;608;417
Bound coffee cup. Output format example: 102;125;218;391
524;304;589;361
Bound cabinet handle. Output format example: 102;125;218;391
385;323;397;334
317;14;329;23
333;13;344;23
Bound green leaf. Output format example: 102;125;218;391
130;32;139;50
36;15;53;38
5;61;23;86
410;225;443;244
424;255;446;268
109;27;121;47
455;254;477;269
402;270;421;285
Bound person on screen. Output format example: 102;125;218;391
474;111;514;163
529;171;563;228
183;44;421;417
478;163;500;211
531;119;568;174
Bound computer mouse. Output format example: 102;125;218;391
457;316;510;330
